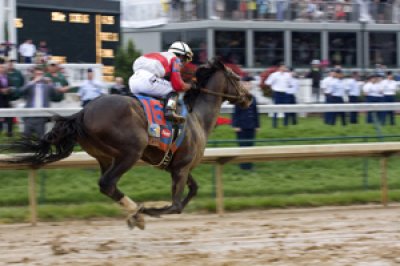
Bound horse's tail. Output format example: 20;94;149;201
3;111;86;168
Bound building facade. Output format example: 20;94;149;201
122;1;400;72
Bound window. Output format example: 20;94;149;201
369;33;397;67
328;32;357;67
162;31;207;64
254;31;284;67
186;31;207;64
292;32;321;67
215;31;246;66
161;31;182;50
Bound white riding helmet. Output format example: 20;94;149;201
168;41;193;61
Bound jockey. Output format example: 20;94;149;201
129;41;194;123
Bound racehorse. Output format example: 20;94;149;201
4;58;252;229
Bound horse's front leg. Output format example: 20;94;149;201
142;170;189;216
181;174;198;209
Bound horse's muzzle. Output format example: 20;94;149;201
238;93;253;108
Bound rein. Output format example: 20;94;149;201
198;70;244;100
199;88;241;100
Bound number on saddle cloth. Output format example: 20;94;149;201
134;94;188;153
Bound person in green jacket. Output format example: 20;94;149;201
7;59;25;90
4;59;25;137
44;61;69;94
44;61;69;102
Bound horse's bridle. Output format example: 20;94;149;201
198;69;245;101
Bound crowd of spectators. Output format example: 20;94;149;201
247;60;400;127
162;0;400;23
0;56;129;139
16;39;51;64
319;66;399;126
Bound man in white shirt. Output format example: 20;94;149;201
18;39;36;63
346;71;361;124
329;69;346;126
78;68;104;107
320;69;335;125
265;63;291;128
363;74;384;124
284;68;299;126
382;71;398;125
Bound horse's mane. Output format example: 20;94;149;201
184;58;226;111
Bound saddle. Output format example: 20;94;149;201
135;94;187;165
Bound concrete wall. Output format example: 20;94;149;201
123;31;161;54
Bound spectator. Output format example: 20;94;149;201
393;0;400;23
363;74;384;124
18;66;65;138
265;63;291;128
285;67;299;126
183;0;194;20
7;59;25;90
18;39;36;63
346;71;362;124
322;69;336;125
374;64;385;77
0;41;14;58
276;0;287;20
377;0;387;23
257;0;268;19
306;59;323;102
329;69;347;126
232;76;260;171
45;61;69;94
268;0;278;19
37;41;51;63
248;0;257;19
78;68;104;107
0;44;6;58
357;0;373;22
0;59;13;137
109;77;131;96
211;0;225;19
382;71;398;125
6;58;25;135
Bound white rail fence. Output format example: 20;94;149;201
1;142;399;225
1;103;400;117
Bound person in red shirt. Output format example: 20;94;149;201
129;41;193;123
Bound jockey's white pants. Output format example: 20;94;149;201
129;69;174;97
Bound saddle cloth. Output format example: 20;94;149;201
135;95;187;153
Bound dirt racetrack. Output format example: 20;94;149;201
0;205;399;266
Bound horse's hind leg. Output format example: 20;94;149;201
98;153;145;230
143;169;192;216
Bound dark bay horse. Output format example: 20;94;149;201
4;58;252;229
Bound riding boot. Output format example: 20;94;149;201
165;92;185;124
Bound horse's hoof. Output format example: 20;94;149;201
142;208;162;218
127;212;145;230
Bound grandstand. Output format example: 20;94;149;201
122;0;400;73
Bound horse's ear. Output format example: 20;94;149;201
212;57;226;70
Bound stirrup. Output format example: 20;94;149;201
165;110;185;124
